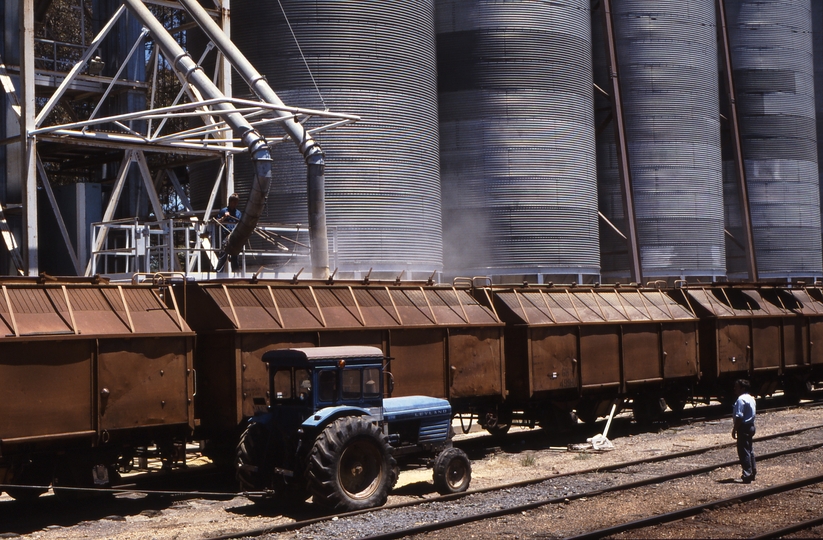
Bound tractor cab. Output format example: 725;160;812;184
262;346;386;428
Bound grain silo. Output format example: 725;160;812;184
813;0;823;260
436;0;600;283
229;0;442;278
725;0;822;280
597;0;726;282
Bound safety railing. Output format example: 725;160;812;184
89;217;316;280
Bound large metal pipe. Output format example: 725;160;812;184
601;0;641;284
717;0;757;282
121;0;272;264
178;0;328;279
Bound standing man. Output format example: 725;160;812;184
215;193;241;272
732;379;756;483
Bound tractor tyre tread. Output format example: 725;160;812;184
307;416;396;511
432;447;471;495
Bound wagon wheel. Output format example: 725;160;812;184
307;416;396;511
538;407;578;434
52;454;116;500
481;410;511;437
632;396;667;424
782;377;811;405
574;400;599;425
665;397;688;415
3;459;51;501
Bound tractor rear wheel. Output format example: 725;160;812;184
236;420;309;506
236;421;271;493
432;447;471;495
307;416;396;511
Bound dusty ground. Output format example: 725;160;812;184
3;402;823;539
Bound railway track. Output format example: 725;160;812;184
564;473;823;539
209;421;823;540
2;398;822;539
457;391;823;454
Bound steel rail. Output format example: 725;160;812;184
356;443;823;540
565;473;823;540
208;423;823;540
4;402;821;514
748;514;823;540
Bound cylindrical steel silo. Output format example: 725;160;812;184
229;0;442;277
726;0;822;279
437;0;600;282
813;0;823;263
600;0;725;281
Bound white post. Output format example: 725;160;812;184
20;0;37;275
602;402;618;439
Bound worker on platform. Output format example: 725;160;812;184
731;379;756;483
215;193;241;272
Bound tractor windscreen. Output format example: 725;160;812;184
272;368;311;401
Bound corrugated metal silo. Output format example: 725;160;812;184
726;0;822;279
229;0;442;277
602;0;725;281
436;0;599;281
813;0;823;259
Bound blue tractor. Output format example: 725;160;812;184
235;346;472;510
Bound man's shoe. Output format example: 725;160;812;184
741;476;754;484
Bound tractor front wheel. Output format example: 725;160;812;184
432;447;471;495
307;416;396;511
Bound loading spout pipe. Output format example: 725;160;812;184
122;0;272;264
179;0;329;279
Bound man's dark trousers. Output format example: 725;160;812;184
737;423;756;481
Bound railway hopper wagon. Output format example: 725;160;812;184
673;285;823;402
175;279;504;458
0;277;194;500
473;283;700;427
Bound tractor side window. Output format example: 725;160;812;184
296;369;311;401
363;368;380;398
273;369;292;400
317;370;337;402
342;369;361;400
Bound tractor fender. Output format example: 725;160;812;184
246;412;275;430
301;406;379;430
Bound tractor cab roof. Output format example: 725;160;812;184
262;346;385;369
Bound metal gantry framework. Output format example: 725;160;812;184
4;0;357;278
